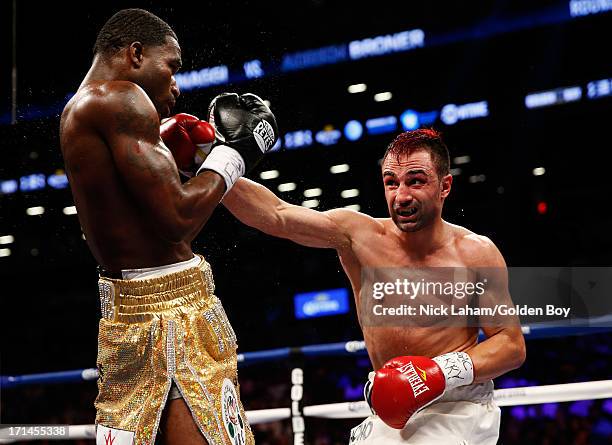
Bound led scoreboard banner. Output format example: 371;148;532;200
1;1;610;123
173;1;612;93
175;28;425;92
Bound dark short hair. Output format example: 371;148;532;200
93;9;178;56
383;129;450;178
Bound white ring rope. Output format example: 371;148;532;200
0;380;610;443
254;380;612;421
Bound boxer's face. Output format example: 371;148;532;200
382;149;452;232
129;36;181;118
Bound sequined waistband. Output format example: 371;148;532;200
98;255;217;323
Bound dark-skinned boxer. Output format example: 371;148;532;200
60;9;277;444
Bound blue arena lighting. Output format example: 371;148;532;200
19;174;46;192
400;109;420;130
294;288;350;319
47;173;69;190
281;44;348;72
284;130;313;149
0;180;18;195
344;120;364;141
587;78;612;99
440;101;489;125
315;128;342;146
365;116;398;135
418;110;439;126
524;86;582;109
243;59;264;79
569;0;612;17
348;29;425;60
175;65;229;92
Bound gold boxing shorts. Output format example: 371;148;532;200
95;255;253;445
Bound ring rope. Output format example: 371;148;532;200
2;319;611;389
0;381;610;443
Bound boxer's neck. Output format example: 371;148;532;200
80;55;130;87
395;217;450;255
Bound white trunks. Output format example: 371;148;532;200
349;380;500;445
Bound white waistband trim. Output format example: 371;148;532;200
121;254;200;280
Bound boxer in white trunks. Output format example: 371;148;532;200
222;128;526;444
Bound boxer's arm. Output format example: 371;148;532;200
469;324;525;383
223;177;361;250
82;81;225;242
465;237;526;383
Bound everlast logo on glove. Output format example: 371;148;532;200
397;361;430;398
253;120;276;152
370;355;452;429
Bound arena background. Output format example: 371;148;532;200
1;1;611;443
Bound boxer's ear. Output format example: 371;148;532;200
440;174;452;199
128;42;144;68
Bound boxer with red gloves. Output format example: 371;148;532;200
221;128;525;445
365;352;474;429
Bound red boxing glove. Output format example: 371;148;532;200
370;352;474;429
160;113;215;176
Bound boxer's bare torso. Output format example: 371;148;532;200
224;141;525;384
60;36;227;277
335;216;490;369
64;19;237;445
223;141;523;440
61;81;193;274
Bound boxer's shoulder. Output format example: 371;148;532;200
325;209;386;234
82;79;145;98
67;81;158;137
447;222;504;267
70;81;152;118
321;210;386;252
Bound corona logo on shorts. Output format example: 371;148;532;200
221;379;246;445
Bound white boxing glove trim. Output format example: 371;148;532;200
432;351;474;391
196;144;245;192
